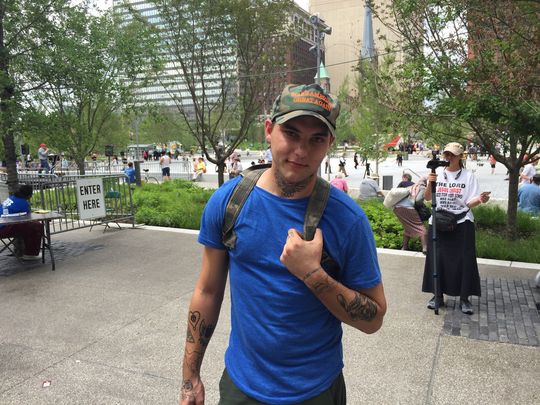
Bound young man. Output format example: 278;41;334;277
180;84;386;405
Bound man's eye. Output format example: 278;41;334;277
312;137;326;144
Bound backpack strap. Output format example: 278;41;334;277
222;168;266;249
303;178;340;279
303;177;330;241
222;168;340;279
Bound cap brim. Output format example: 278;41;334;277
274;111;336;137
443;148;462;155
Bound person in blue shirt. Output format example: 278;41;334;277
180;84;386;405
518;174;540;215
124;162;136;184
0;185;43;260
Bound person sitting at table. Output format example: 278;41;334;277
0;184;43;261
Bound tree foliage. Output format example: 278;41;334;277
373;0;540;237
0;0;68;192
130;0;296;185
31;7;162;173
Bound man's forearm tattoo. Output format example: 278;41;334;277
183;348;204;374
186;311;215;347
302;267;321;281
337;292;377;321
306;271;337;296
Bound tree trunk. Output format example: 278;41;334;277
506;167;520;239
217;161;226;186
76;157;86;175
2;130;19;194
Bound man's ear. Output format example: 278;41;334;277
264;119;274;144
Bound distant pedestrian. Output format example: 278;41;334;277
397;173;414;188
160;151;171;181
396;152;403;167
518;174;540;215
338;154;348;177
353;151;359;169
488;154;496;174
324;155;332;174
38;143;50;174
390;180;428;254
192;157;206;181
229;157;243;179
330;172;349;194
124;162;136;184
520;157;538;185
359;175;384;200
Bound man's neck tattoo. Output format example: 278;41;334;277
274;170;312;198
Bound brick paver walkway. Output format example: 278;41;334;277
443;278;540;347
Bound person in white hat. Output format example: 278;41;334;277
422;141;491;315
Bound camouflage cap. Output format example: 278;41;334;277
270;83;340;136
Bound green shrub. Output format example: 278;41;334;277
132;182;539;263
132;179;214;229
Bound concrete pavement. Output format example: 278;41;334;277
1;226;538;404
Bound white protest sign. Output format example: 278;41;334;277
76;178;106;220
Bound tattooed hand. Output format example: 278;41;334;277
280;228;323;279
179;377;205;405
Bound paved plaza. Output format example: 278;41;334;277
198;152;513;203
1;226;538;404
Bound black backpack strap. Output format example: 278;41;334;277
303;177;340;279
303;177;331;241
222;168;267;249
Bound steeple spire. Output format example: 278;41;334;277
361;1;377;63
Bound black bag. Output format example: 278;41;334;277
415;203;432;221
434;210;469;232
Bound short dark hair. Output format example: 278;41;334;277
128;162;133;167
14;184;33;199
402;173;412;182
533;174;540;185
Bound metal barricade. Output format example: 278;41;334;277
2;173;134;234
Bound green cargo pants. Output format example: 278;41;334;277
218;368;346;405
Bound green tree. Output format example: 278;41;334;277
0;0;68;193
31;7;162;174
130;0;296;185
349;55;403;176
375;0;540;237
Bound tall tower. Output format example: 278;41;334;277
361;1;377;65
310;0;401;92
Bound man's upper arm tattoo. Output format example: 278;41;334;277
337;291;377;321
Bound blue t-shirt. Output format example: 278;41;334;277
124;167;136;183
1;195;31;230
518;183;540;215
198;177;381;404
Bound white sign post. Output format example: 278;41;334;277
76;178;106;220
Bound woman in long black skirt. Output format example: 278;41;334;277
422;142;491;314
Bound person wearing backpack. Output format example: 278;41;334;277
180;83;386;405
